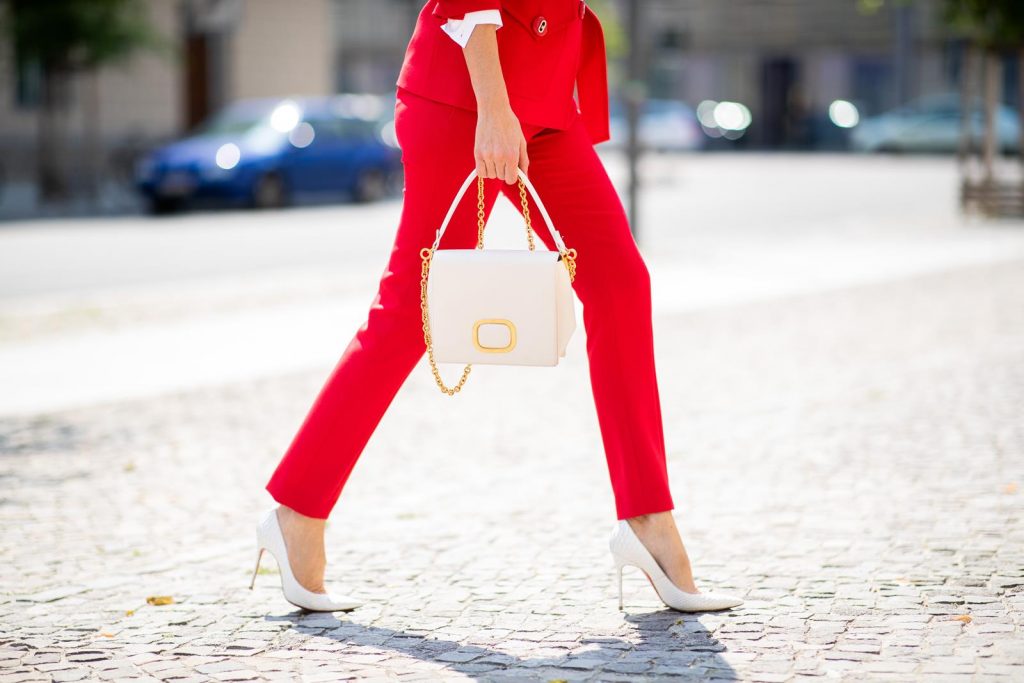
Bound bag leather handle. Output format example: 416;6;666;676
430;167;570;254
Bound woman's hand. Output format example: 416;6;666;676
461;23;529;183
475;104;529;184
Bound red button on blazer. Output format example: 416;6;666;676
396;0;610;145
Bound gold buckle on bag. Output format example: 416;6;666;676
472;319;517;353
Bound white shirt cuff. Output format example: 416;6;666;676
441;9;503;48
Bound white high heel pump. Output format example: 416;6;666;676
609;519;744;612
249;507;362;612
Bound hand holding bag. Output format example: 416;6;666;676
419;167;579;395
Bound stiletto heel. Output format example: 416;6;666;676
616;563;624;611
250;507;362;612
609;519;744;612
249;547;264;590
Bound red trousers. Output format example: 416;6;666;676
265;86;675;520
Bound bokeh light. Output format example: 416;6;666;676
270;100;301;133
696;99;752;139
714;101;752;131
829;99;860;128
696;100;718;128
288;122;316;148
215;143;241;169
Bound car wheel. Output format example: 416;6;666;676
252;172;288;209
354;168;388;203
147;196;182;215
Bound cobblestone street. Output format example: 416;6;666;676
1;156;1023;681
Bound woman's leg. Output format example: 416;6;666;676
499;118;675;521
265;88;515;521
499;117;702;591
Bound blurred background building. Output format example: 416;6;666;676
0;0;333;138
0;0;1020;216
641;0;971;149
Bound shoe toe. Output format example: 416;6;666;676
326;593;362;611
705;591;744;610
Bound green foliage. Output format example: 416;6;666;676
856;0;888;14
942;0;1024;49
854;0;1024;49
1;0;166;72
855;0;912;16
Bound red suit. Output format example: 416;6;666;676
265;0;675;521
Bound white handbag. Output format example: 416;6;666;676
419;167;578;395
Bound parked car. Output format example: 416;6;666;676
607;98;704;152
136;94;402;213
851;93;1021;154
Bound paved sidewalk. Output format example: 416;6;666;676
1;253;1022;681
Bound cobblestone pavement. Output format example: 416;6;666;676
2;238;1022;682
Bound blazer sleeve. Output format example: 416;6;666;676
431;0;502;21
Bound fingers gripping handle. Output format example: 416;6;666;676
430;168;570;253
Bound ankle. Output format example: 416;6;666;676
626;511;673;528
278;505;326;528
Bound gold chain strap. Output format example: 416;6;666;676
419;175;578;395
517;178;537;251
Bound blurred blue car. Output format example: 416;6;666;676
851;93;1021;154
136;94;402;213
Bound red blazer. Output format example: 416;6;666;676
396;0;610;145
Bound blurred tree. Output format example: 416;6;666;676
862;0;1024;213
943;0;1024;48
944;1;1024;169
942;0;1024;214
858;0;1024;49
0;0;164;202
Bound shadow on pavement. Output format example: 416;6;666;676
267;610;738;680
